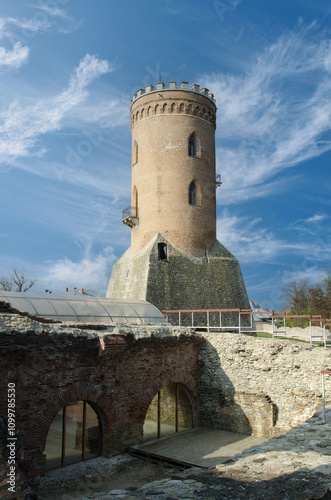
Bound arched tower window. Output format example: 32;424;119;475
188;135;196;157
158;242;167;261
45;401;102;470
133;141;138;165
189;182;197;205
189;180;201;206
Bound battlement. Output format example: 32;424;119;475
132;81;216;104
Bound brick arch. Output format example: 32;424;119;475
133;371;198;425
34;382;116;449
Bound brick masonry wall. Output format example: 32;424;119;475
198;332;331;437
130;88;217;257
0;314;203;473
0;417;40;500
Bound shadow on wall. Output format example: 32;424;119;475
197;337;278;438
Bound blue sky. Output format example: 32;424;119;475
0;0;331;310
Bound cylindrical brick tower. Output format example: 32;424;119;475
107;81;250;315
130;81;217;257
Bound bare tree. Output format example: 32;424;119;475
0;269;37;292
0;276;12;291
281;279;311;315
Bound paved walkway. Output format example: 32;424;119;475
133;427;267;468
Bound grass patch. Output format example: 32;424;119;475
256;332;272;338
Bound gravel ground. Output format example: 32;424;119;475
39;410;331;500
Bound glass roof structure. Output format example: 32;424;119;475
0;290;165;325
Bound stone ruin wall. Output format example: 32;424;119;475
0;312;331;487
198;332;331;437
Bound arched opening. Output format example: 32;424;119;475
158;242;167;261
143;383;193;442
188;135;196;157
133;140;138;164
189;181;196;205
188;180;201;206
132;186;138;218
45;400;102;471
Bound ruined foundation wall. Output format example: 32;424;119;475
198;332;331;437
0;314;202;472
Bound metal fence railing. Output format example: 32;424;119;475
161;308;331;349
122;206;139;220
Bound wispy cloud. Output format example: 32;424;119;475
0;6;80;40
33;5;71;20
280;268;328;288
32;4;82;33
0;16;51;39
217;209;331;264
306;214;327;224
0;42;29;69
202;22;331;204
40;246;116;292
0;8;81;71
0;54;113;165
286;213;329;234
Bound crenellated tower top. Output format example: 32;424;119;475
131;81;217;131
132;81;216;104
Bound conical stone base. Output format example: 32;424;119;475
107;235;250;317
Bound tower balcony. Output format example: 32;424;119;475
122;206;139;228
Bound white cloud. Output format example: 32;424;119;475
32;4;82;33
217;209;304;263
280;268;328;288
0;16;52;39
216;209;331;264
201;23;331;204
306;214;327;223
34;5;70;20
0;54;113;164
0;42;29;69
41;246;116;293
0;7;80;40
286;213;329;235
0;10;81;72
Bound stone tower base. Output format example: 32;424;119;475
106;235;250;315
